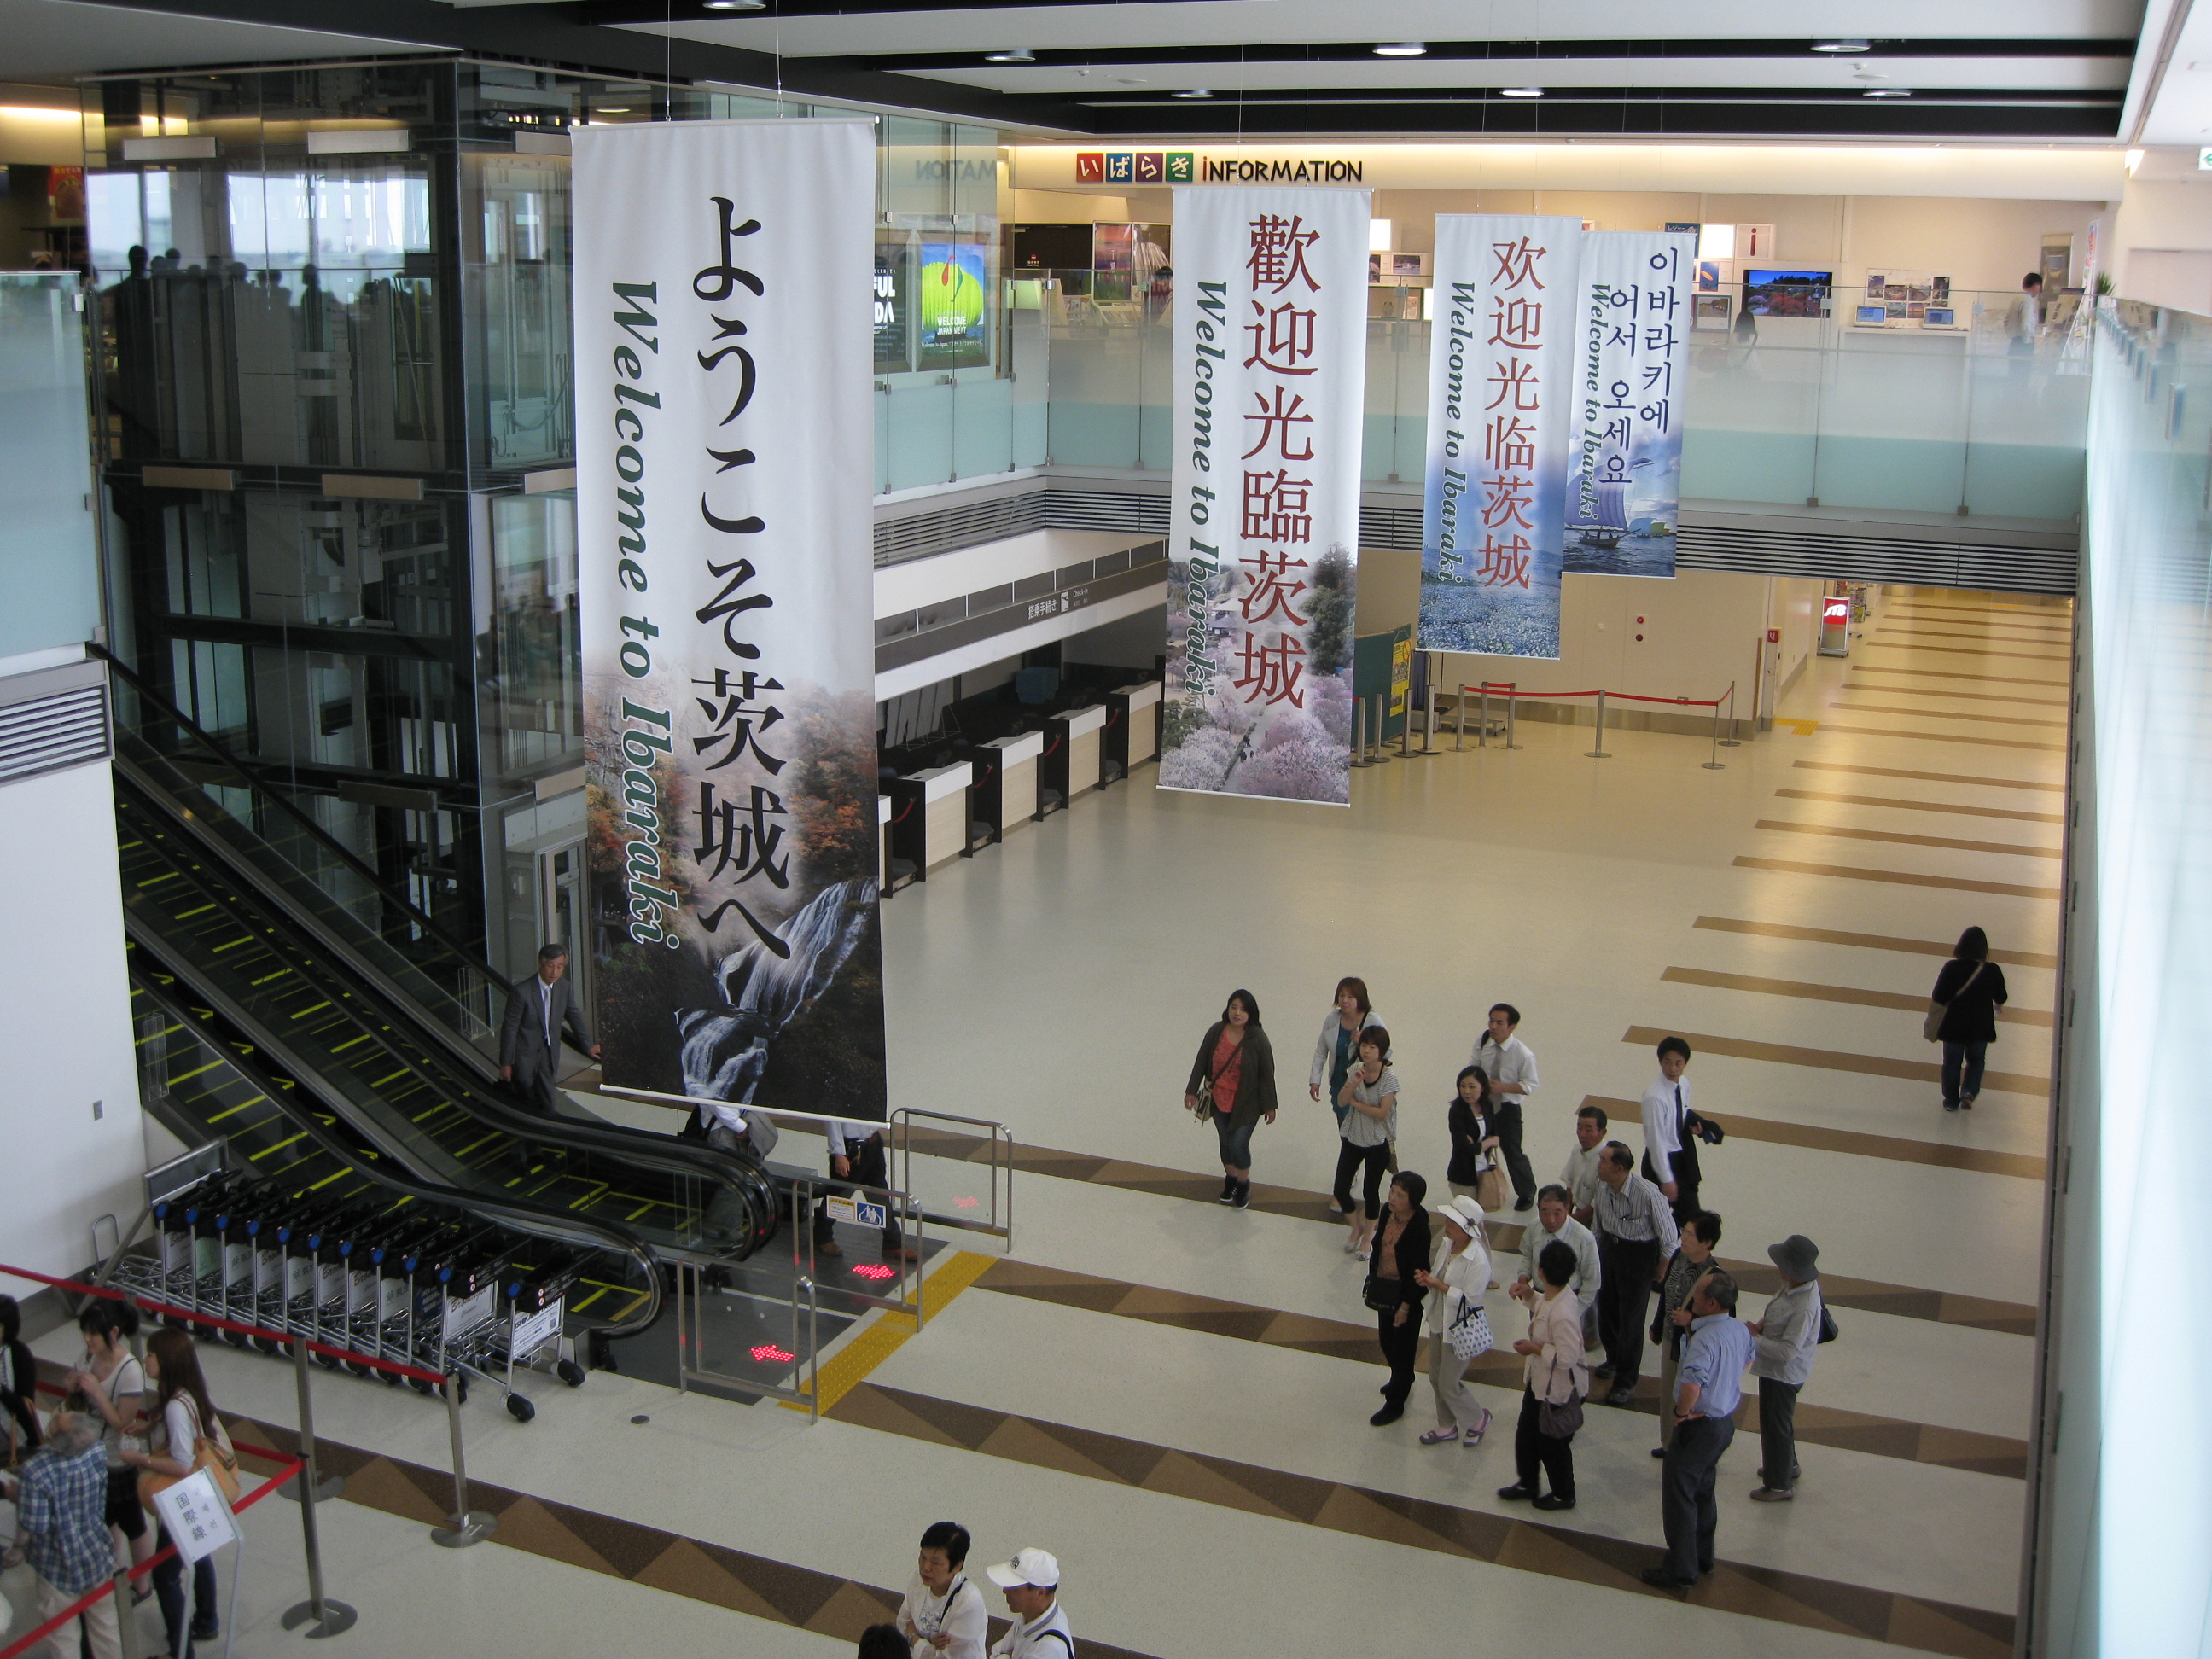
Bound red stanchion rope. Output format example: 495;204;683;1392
1458;681;1736;710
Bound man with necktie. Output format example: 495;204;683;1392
1639;1035;1705;1224
499;942;599;1115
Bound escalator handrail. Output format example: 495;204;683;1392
91;643;521;1004
125;943;665;1346
114;787;777;1262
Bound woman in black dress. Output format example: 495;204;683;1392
1365;1171;1432;1427
1931;925;2008;1111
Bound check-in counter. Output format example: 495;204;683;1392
888;761;972;880
974;730;1044;839
1103;680;1161;781
1042;703;1106;809
879;793;900;890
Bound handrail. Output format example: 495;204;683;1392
91;643;517;1002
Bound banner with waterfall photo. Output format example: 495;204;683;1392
1561;230;1695;579
574;119;887;1124
1417;214;1584;658
1160;184;1370;804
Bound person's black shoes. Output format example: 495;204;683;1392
814;1234;843;1258
1639;1567;1696;1592
1604;1384;1638;1407
1496;1482;1536;1501
1232;1180;1252;1209
1370;1401;1405;1426
1592;1361;1617;1379
1513;1196;1534;1212
1218;1176;1237;1203
1650;1446;1668;1459
1533;1492;1575;1511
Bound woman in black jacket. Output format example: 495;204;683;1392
0;1294;39;1460
1365;1171;1432;1426
1932;925;2008;1111
1183;989;1279;1210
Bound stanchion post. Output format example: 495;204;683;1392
1719;683;1741;748
1351;696;1365;767
280;1336;358;1635
1587;690;1611;759
1478;685;1490;748
1703;698;1726;771
1420;684;1437;754
1456;685;1467;752
430;1372;496;1548
1505;684;1522;750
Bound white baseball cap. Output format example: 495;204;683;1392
986;1547;1061;1590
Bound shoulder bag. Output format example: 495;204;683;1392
1535;1342;1586;1438
1192;1027;1242;1123
139;1395;240;1512
1475;1152;1511;1215
1818;1305;1840;1344
1446;1292;1494;1360
1923;960;1987;1043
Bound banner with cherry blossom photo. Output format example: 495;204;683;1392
1561;230;1695;579
574;119;887;1124
1417;214;1584;658
1160;185;1370;804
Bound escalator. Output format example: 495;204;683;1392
99;650;781;1374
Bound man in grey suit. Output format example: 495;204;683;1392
499;943;599;1115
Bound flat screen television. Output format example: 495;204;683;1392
1743;268;1832;318
1922;306;1957;329
1854;304;1889;326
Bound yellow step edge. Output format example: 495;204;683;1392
782;1248;998;1415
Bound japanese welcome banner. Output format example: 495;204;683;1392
1417;215;1584;658
1161;185;1371;805
574;119;888;1125
1563;230;1694;579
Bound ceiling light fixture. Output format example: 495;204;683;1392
701;0;765;10
1862;87;1912;97
1373;43;1427;57
1811;39;1870;53
597;106;632;113
987;48;1035;63
1499;86;1545;98
1115;77;1149;84
1173;87;1215;99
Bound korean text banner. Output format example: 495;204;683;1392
1417;215;1584;659
574;119;887;1124
1160;185;1371;805
1563;230;1695;579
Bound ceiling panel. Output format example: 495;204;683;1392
0;0;425;80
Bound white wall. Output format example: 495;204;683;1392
0;756;145;1281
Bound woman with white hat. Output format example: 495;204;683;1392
1413;1193;1494;1447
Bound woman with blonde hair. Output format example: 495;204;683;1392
120;1328;232;1657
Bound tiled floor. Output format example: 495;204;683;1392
3;585;2065;1659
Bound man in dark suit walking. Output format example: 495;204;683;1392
499;943;599;1115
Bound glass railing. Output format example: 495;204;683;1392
881;276;2090;522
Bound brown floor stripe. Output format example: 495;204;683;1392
1791;761;2063;794
1872;628;2069;646
1813;725;2064;753
1585;1087;2044;1181
1775;790;2064;825
1620;1025;2051;1098
1835;687;2067;708
897;1126;2037;1334
204;1413;1159;1659
1854;642;2063;662
1732;855;2061;901
1752;819;2061;860
1831;703;2069;730
827;1382;2014;1657
1692;917;2058;969
1847;667;2069;689
971;1258;2032;1475
1660;966;2052;1033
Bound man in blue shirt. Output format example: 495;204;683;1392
3;1410;121;1656
1641;1269;1756;1591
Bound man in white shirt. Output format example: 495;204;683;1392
1472;1004;1540;1212
1639;1036;1706;1224
1514;1185;1600;1321
817;1120;915;1263
897;1521;988;1659
986;1548;1074;1657
1560;1103;1608;1225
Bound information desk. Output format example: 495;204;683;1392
1104;680;1161;779
888;761;972;879
974;730;1044;838
1041;704;1107;809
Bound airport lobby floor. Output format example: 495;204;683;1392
8;586;2067;1659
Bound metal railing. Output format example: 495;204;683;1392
1453;679;1740;769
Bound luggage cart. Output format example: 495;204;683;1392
496;1252;590;1422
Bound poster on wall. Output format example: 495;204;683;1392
1159;184;1370;805
573;119;887;1124
1416;214;1583;658
1560;230;1695;579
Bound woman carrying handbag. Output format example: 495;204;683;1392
1927;925;2008;1112
1415;1194;1494;1448
1182;989;1278;1210
1362;1171;1431;1427
121;1328;236;1658
1499;1239;1590;1511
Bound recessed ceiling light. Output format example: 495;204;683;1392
987;49;1035;63
1862;87;1912;97
1374;42;1427;57
1172;88;1215;99
701;0;765;10
1854;72;1889;82
1499;86;1545;98
597;106;632;114
1115;77;1149;85
1812;39;1870;53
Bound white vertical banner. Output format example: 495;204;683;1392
574;119;888;1124
1563;230;1696;579
1159;185;1371;805
1417;214;1584;658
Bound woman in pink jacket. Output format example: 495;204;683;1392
1497;1238;1590;1511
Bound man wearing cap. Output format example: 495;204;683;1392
986;1547;1074;1656
1747;1234;1825;1503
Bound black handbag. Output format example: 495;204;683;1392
1818;1305;1840;1344
1538;1395;1585;1438
1361;1273;1403;1313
